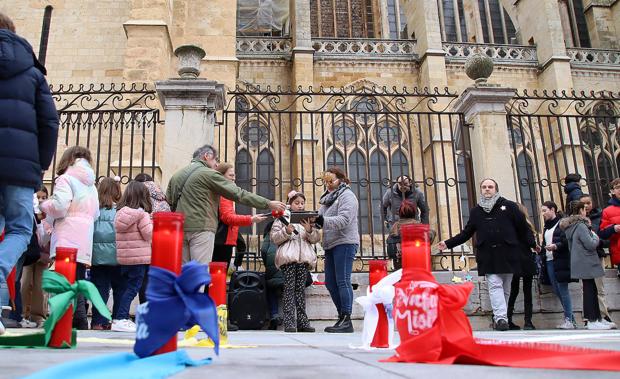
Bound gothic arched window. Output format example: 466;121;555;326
348;150;369;233
236;149;253;234
369;151;387;232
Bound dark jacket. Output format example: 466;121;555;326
587;207;608;258
260;220;284;290
445;197;532;276
382;184;430;224
544;218;576;284
564;182;584;212
517;229;538;276
0;30;59;189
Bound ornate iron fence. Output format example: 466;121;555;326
48;83;160;189
506;89;620;247
218;84;476;272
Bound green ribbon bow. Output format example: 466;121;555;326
0;270;111;349
41;270;111;346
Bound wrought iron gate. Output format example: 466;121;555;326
506;89;620;231
219;84;476;271
49;83;160;189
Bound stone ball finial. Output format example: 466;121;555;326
174;45;206;78
464;52;494;85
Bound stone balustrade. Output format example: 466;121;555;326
567;47;620;68
443;42;538;66
311;38;418;60
236;36;293;59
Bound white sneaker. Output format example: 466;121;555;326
19;319;37;329
0;319;5;335
600;319;618;329
556;318;576;330
588;320;613;330
111;319;136;332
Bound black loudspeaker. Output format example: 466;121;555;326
228;271;268;330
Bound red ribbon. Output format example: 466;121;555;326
384;269;620;371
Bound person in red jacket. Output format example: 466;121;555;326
212;162;267;270
598;178;620;271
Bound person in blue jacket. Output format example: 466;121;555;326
0;12;59;335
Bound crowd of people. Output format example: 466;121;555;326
1;11;618;336
437;176;619;331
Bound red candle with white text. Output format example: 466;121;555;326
369;260;389;348
400;224;431;272
48;247;77;348
150;212;184;355
209;262;227;306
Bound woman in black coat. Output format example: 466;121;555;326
507;204;539;330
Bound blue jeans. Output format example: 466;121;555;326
116;265;148;320
546;260;574;322
0;185;34;283
90;265;123;326
324;244;357;315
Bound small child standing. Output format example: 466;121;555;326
271;191;319;333
91;177;123;330
40;146;99;330
113;181;153;332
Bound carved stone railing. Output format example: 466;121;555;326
567;47;620;69
312;38;418;60
443;42;538;66
236;37;292;59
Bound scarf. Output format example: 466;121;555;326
544;215;561;231
319;183;350;207
477;192;500;213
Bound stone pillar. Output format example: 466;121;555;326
453;85;517;200
462;0;485;42
122;1;174;82
401;0;448;88
583;0;619;49
504;0;573;90
290;0;317;205
155;47;225;188
558;0;576;47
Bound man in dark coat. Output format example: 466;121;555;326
438;179;533;331
564;173;583;214
0;14;58;292
382;175;429;226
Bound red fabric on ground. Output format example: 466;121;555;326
384;268;620;371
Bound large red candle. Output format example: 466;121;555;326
400;224;431;272
49;247;77;348
150;212;184;355
369;260;389;348
209;262;227;306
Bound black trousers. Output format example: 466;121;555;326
281;263;310;329
73;263;88;326
212;244;234;271
507;274;533;323
582;279;601;322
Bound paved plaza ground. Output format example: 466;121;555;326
3;327;620;379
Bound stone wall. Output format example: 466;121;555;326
3;0;130;84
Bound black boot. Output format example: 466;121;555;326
324;314;344;332
325;314;353;333
523;320;536;330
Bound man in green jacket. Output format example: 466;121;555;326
166;145;286;264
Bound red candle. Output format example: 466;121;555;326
151;212;185;355
209;262;227;306
369;260;389;348
49;247;77;348
400;224;431;272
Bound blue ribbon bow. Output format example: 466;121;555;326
133;261;219;358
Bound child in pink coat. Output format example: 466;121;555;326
40;146;99;330
113;181;152;332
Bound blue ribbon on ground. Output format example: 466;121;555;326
133;261;219;358
22;349;210;379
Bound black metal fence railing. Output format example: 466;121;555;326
507;89;620;268
49;83;160;189
219;84;477;272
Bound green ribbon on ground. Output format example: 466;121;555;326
0;270;110;348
